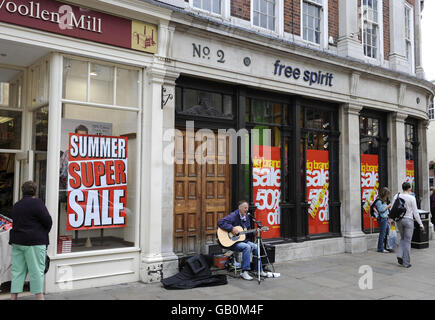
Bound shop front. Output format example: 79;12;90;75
164;18;433;262
0;0;179;293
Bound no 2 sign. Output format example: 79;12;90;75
192;43;225;63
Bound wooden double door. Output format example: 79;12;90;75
173;129;231;256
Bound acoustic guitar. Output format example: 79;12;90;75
217;226;269;248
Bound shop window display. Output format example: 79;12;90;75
359;112;388;233
60;57;140;253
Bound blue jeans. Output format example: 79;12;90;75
231;241;262;272
377;217;389;252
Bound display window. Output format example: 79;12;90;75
405;119;419;206
245;98;287;239
58;56;140;253
300;105;338;236
359;110;388;233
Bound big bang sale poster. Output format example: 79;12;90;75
361;154;379;230
306;149;329;234
252;145;281;239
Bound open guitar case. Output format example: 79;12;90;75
161;254;227;290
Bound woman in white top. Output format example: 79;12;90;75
392;182;424;268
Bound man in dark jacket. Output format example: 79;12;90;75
218;200;267;280
9;181;52;300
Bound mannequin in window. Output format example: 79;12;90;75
59;124;89;202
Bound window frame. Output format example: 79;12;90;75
361;0;384;62
56;54;142;256
250;0;284;35
188;0;230;19
301;0;326;47
404;2;415;73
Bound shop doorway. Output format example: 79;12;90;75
173;129;231;256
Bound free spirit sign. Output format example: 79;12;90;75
0;0;157;53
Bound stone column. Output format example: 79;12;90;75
389;112;408;195
340;103;367;253
419;119;430;211
337;0;364;59
414;0;425;78
139;20;179;283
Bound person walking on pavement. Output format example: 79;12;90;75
9;181;52;300
430;188;435;227
393;182;424;268
375;187;392;253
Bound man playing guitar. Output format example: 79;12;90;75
217;200;269;280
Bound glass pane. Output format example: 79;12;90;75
268;17;275;30
223;95;233;117
254;0;259;11
268;1;274;16
212;0;220;13
90;63;114;105
260;14;267;28
59;104;138;252
253;100;264;122
254;11;259;26
116;68;139;107
0;110;21;149
260;0;267;14
203;0;211;11
193;0;201;8
245;99;251;122
0;153;15;216
175;86;182;113
34;107;48;152
63;58;88;101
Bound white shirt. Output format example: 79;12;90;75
392;193;423;227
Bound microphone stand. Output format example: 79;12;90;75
249;209;265;285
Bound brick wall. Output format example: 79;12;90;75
231;0;250;21
328;0;339;45
383;0;390;60
283;0;300;35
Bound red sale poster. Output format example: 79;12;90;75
306;150;329;234
405;160;415;190
252;145;281;239
361;154;379;230
67;133;128;231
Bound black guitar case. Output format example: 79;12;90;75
161;254;227;290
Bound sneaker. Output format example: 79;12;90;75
397;257;403;265
403;264;412;268
240;271;253;281
260;270;272;278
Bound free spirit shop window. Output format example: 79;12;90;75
58;56;140;253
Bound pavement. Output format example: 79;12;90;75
2;240;435;301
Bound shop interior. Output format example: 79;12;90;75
0;39;137;257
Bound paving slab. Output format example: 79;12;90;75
3;239;435;300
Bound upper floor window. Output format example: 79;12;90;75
302;0;323;44
253;0;276;31
362;0;380;59
404;3;413;61
193;0;222;15
429;98;434;120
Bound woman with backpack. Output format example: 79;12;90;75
374;187;393;253
392;182;424;268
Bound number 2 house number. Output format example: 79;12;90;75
193;43;225;63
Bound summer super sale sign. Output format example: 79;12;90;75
306;150;329;234
361;154;379;230
252;145;281;239
67;133;128;231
